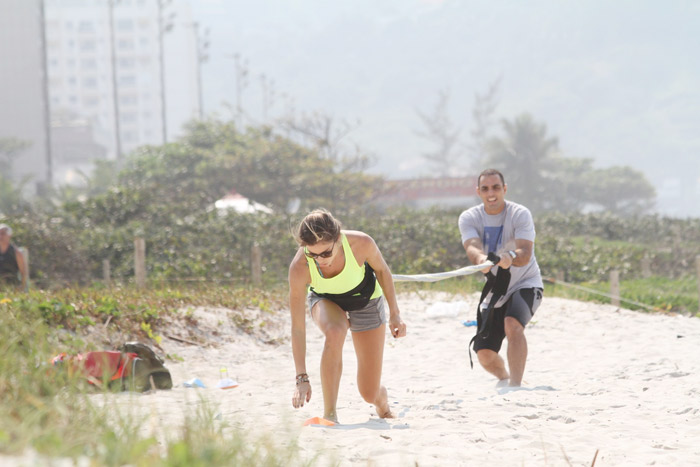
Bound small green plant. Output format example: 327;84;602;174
0;289;311;465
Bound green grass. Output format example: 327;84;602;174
545;275;699;316
0;284;288;345
0;292;309;466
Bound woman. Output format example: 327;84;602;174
289;209;406;423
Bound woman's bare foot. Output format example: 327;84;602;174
374;386;394;418
323;411;339;424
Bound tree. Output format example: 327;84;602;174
70;118;382;228
484;113;656;215
0;138;32;215
0;176;31;216
0;137;30;175
277;111;369;172
415;89;462;176
468;78;501;171
585;166;656;215
545;156;595;213
484;113;560;213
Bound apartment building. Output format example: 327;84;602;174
44;0;200;169
0;0;51;191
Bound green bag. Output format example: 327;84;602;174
118;341;173;391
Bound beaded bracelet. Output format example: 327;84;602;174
296;373;309;385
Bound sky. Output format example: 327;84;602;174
185;0;700;215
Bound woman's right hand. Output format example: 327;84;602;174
292;381;312;408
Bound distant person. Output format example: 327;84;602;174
0;224;28;291
288;208;406;423
459;169;543;387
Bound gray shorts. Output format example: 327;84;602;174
307;293;387;332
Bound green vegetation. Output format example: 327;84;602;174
4;117;689;297
0;285;285;340
5;204;700;314
483;113;655;215
546;276;699;314
0;289;306;466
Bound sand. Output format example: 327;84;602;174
91;292;700;466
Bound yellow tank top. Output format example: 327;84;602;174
306;233;383;298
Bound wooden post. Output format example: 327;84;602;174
610;270;620;307
555;270;565;284
250;243;262;286
18;247;29;290
102;259;111;286
641;256;651;278
134;238;146;288
672;225;681;257
696;256;700;314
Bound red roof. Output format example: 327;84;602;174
381;176;477;201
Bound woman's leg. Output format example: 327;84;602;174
351;324;393;418
311;299;350;422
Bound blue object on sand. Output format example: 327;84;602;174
183;378;206;388
462;320;477;327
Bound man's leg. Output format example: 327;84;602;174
312;300;350;423
504;317;527;386
477;349;509;381
503;288;542;387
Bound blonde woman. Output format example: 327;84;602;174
288;209;406;423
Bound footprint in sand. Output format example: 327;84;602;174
497;385;556;395
547;415;576;424
516;413;540;420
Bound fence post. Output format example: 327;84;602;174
19;247;29;291
696;256;700;314
555;270;565;284
641;256;651;278
610;270;620;307
102;259;111;286
251;243;262;286
134;237;146;288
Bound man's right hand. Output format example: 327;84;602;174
480;254;493;273
292;382;312;408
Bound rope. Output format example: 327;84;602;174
392;261;493;282
392;265;661;312
542;276;659;312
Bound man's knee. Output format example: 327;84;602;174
504;316;524;338
477;349;498;366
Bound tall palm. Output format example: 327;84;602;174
484;114;559;213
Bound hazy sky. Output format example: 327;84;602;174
187;0;700;210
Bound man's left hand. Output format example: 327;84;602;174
498;252;514;269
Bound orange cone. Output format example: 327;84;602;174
303;416;336;427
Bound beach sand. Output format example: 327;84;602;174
89;292;700;466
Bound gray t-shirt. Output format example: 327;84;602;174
458;200;543;307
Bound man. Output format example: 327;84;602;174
459;169;543;387
0;223;28;291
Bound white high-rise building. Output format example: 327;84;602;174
0;0;51;192
44;0;200;166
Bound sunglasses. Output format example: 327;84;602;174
304;239;337;259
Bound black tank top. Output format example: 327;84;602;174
0;244;19;281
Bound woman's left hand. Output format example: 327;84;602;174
293;381;312;408
389;314;406;338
